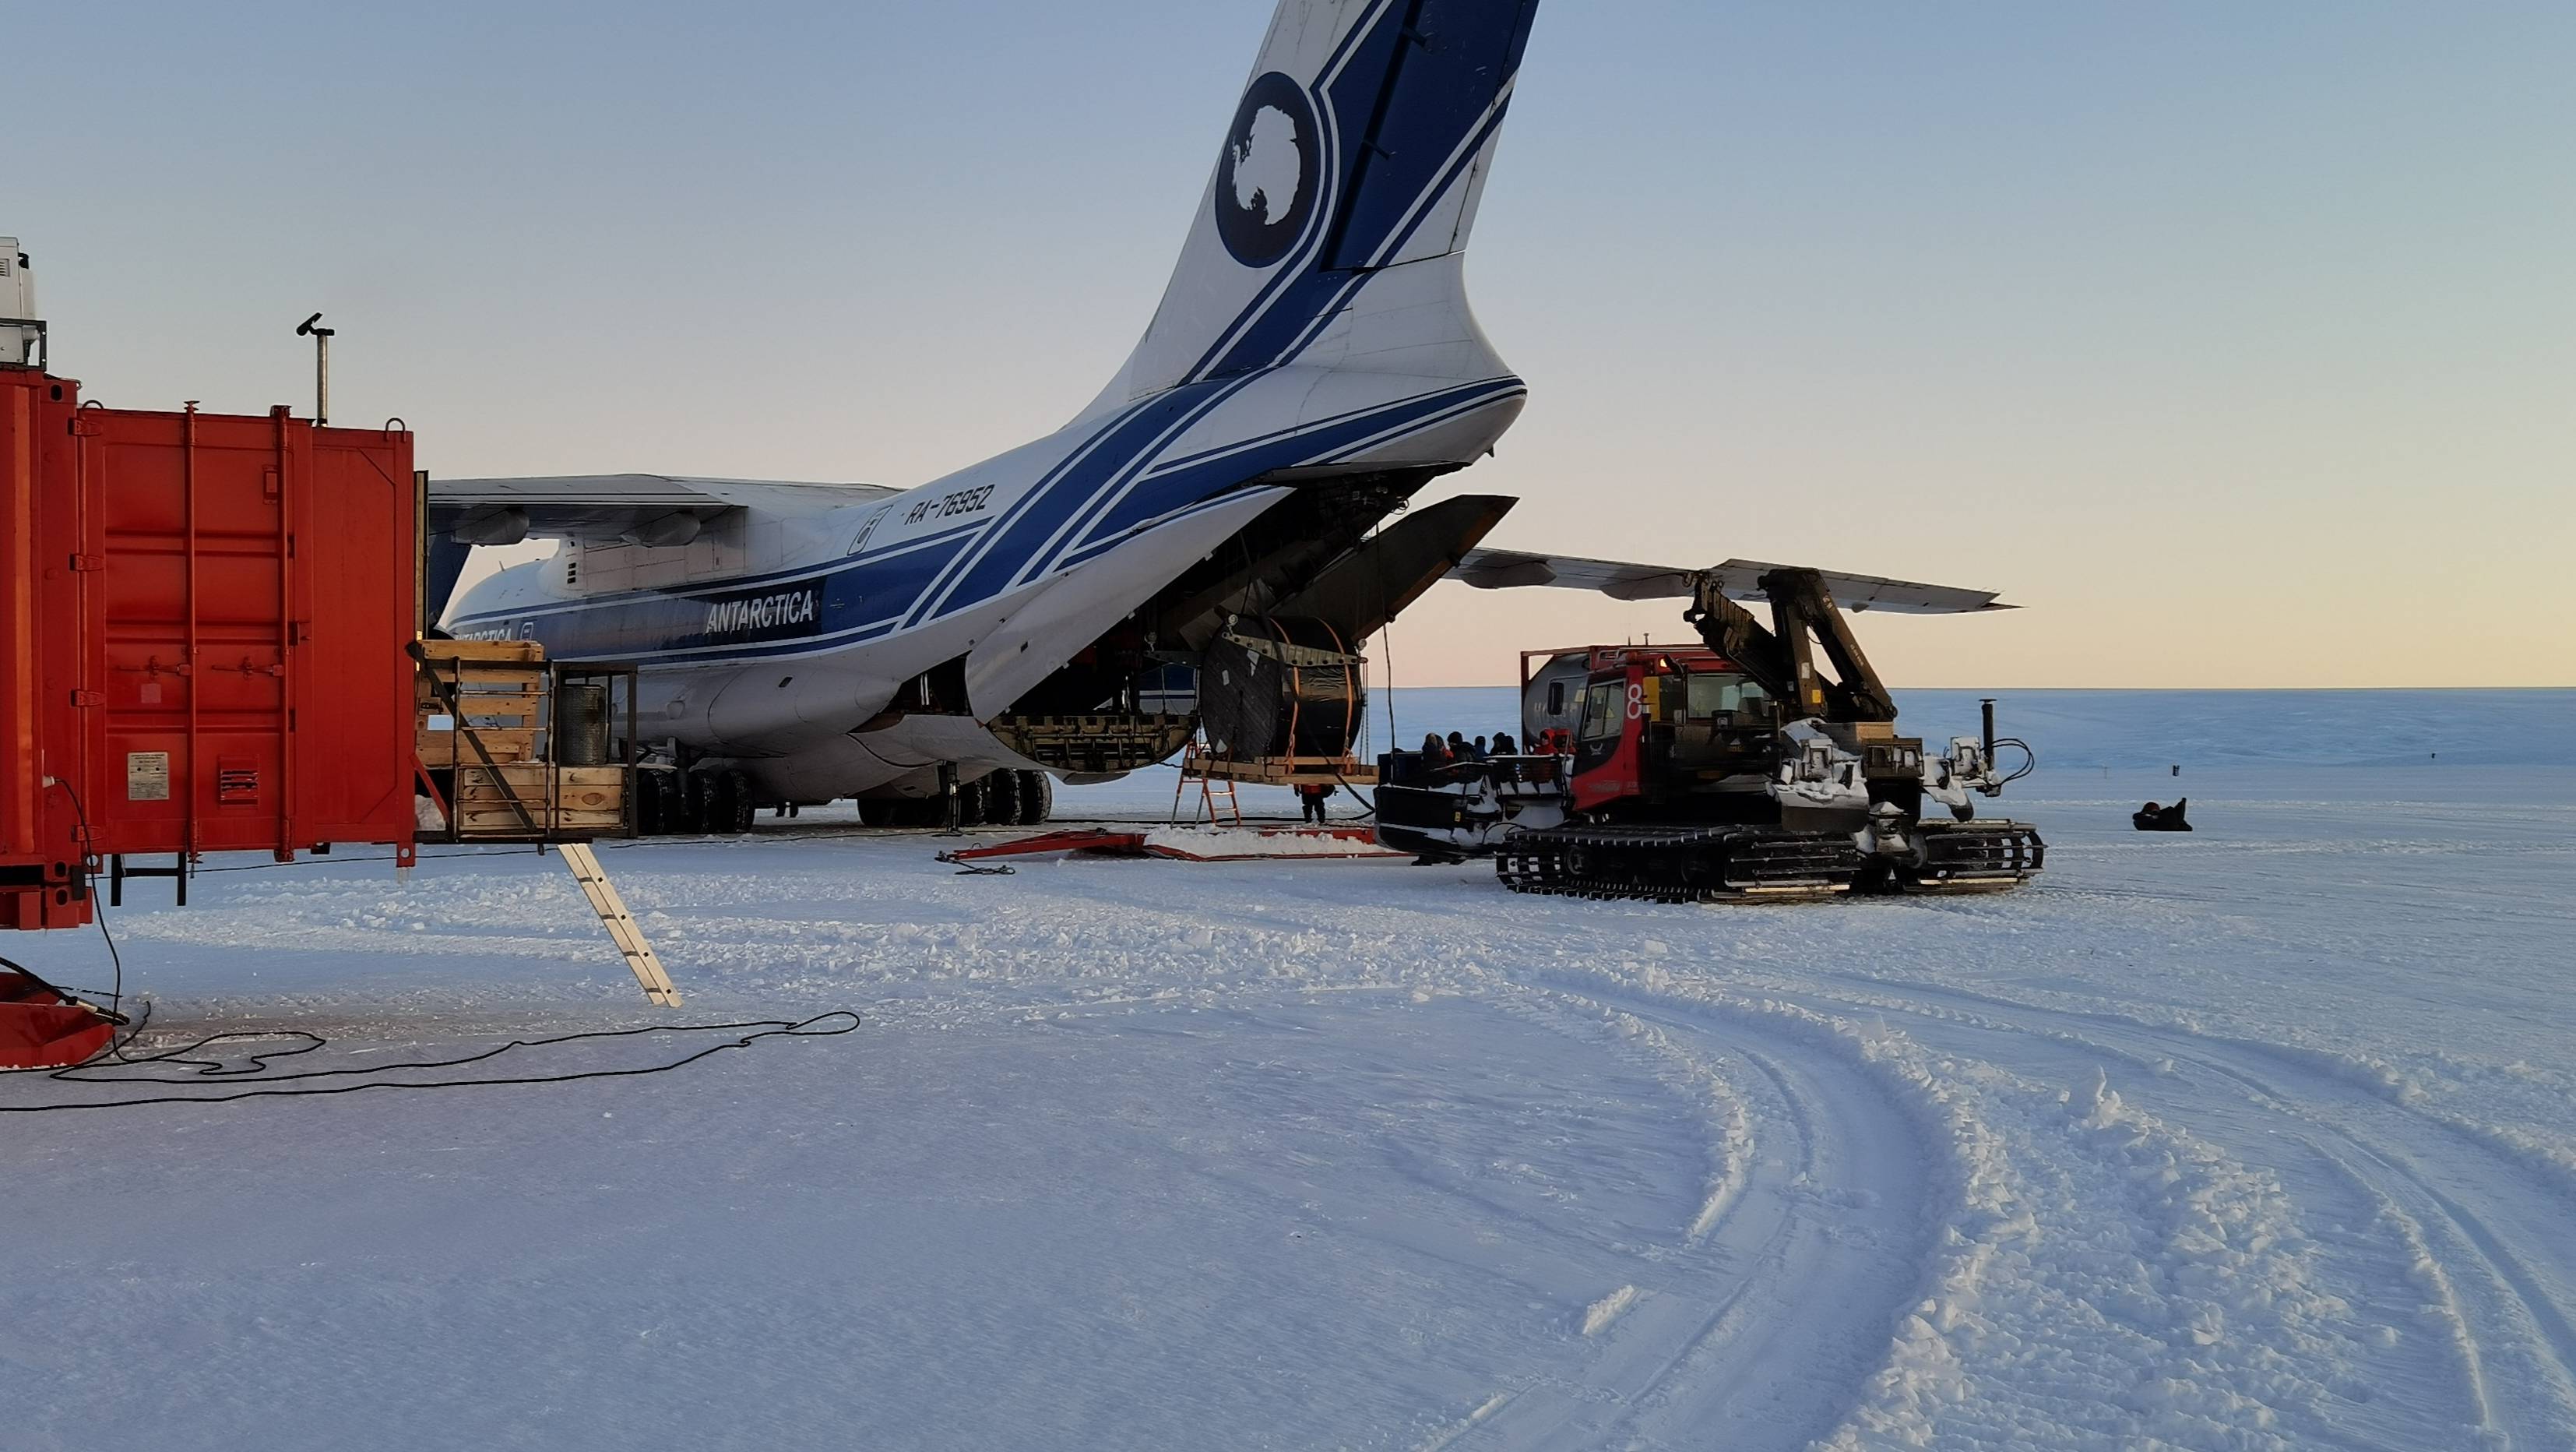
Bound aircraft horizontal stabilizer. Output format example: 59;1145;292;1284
1448;549;2012;614
429;474;896;548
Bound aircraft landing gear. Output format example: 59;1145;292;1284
630;764;756;836
853;768;1053;832
1015;768;1053;826
702;768;755;834
984;769;1023;829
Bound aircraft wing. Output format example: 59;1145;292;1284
1448;549;2011;614
429;474;897;548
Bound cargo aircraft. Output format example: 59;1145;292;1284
437;0;2000;829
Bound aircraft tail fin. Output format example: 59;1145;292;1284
1091;0;1543;411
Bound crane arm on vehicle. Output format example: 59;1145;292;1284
1684;566;1899;724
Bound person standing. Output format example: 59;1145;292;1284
1296;781;1333;825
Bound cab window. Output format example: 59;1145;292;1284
1578;681;1623;740
1684;674;1768;717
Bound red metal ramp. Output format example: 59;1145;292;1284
939;825;1399;865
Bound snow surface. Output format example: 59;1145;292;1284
4;689;2571;1451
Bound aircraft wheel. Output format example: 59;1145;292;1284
984;769;1024;828
698;771;731;834
635;771;668;835
671;772;707;834
955;774;990;830
657;770;691;834
857;798;896;829
713;769;756;833
1017;769;1054;826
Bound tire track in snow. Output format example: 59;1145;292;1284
1811;967;2576;1200
1528;962;2401;1450
1754;969;2576;1447
2306;1147;2503;1440
1434;982;1937;1451
2139;1045;2576;1446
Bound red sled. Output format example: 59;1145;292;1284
0;969;118;1070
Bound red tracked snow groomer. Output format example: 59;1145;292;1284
1375;566;2045;900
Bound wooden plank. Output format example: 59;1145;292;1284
449;794;618;815
449;764;628;783
449;764;625;785
417;739;536;765
417;639;547;664
558;842;681;1006
433;707;543;728
1195;756;1378;785
417;725;537;751
431;713;543;733
455;806;625;830
452;763;547;786
419;696;541;721
420;748;537;766
424;667;548;690
452;777;625;802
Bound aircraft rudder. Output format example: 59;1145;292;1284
1098;0;1545;405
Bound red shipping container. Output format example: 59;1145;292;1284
0;368;417;934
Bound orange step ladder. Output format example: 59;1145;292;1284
1170;743;1243;826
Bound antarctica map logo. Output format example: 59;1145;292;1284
1214;72;1321;268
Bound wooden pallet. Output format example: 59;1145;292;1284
1190;754;1379;787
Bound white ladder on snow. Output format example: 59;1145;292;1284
558;841;683;1007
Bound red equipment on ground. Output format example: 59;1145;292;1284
0;967;115;1067
1;364;419;1064
938;824;1396;865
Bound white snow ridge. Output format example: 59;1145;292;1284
2;689;2571;1450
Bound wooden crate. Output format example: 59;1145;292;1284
416;724;538;764
450;765;627;835
417;661;547;737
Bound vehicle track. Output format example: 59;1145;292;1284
1434;982;1937;1451
1741;967;2576;1447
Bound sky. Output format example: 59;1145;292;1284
13;1;2571;688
